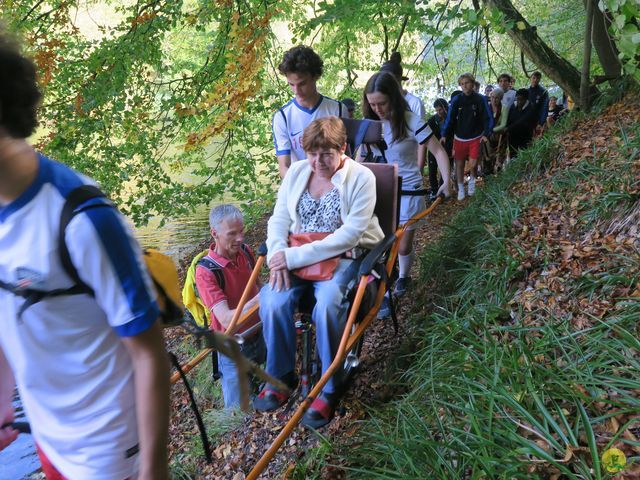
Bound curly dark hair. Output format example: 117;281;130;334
362;71;409;142
0;30;41;139
277;45;323;78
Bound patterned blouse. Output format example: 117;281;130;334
296;187;342;232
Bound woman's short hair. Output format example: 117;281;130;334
0;30;41;138
490;87;504;100
301;116;346;152
278;46;323;78
362;71;408;142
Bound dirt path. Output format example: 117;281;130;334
167;193;468;479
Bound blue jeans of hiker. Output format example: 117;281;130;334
259;259;359;394
218;333;266;408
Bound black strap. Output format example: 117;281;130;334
239;243;256;270
59;185;112;294
211;350;221;381
169;352;213;463
196;257;225;292
0;276;93;319
401;188;430;196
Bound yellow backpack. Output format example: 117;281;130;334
182;249;214;328
182;245;255;328
143;249;184;326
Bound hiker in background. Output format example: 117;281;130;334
194;204;265;409
254;116;384;428
441;72;493;201
546;95;564;127
380;51;425;120
528;71;549;137
497;73;516;109
473;80;481;94
363;71;450;307
426;98;452;201
506;88;537;154
341;98;356;118
0;30;170;480
272;45;348;179
483;87;509;174
484;84;495;96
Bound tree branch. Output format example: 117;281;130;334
392;14;409;53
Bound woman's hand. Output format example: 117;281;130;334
269;269;291;292
269;251;291;291
269;251;287;271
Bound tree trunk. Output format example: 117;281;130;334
483;0;598;105
590;4;622;79
581;0;595;112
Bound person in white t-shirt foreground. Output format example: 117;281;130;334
362;71;450;314
0;30;170;480
272;45;348;179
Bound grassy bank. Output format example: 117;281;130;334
334;92;640;479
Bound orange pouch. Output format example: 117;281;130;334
288;232;340;281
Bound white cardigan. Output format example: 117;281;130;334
266;156;384;270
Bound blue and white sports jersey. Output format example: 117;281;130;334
0;154;159;479
272;95;348;162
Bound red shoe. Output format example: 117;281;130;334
301;392;336;429
253;386;290;412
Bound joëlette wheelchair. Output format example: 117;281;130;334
170;118;443;478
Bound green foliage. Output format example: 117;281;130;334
1;0;634;228
599;0;640;80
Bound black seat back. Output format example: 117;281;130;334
341;118;384;158
361;163;400;237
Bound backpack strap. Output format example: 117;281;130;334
59;185;112;294
239;243;256;270
196;256;225;292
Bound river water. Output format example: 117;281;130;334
0;206;213;479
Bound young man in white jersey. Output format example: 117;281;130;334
272;46;348;179
0;31;170;480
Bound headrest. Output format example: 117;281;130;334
341;118;383;146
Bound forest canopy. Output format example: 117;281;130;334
2;0;637;225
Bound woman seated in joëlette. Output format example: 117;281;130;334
254;116;384;428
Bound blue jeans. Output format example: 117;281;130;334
218;333;266;408
259;259;360;394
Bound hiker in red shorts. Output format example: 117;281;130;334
441;73;493;200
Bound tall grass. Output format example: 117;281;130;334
337;103;640;478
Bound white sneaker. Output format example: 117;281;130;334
468;179;476;196
457;188;466;201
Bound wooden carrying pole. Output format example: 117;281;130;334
170;254;265;385
246;196;443;479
